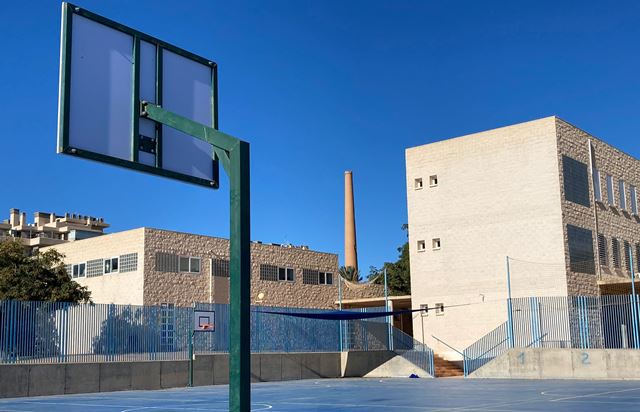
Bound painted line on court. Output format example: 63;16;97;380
549;387;640;402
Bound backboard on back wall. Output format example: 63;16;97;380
57;2;219;188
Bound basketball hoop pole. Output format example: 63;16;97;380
142;102;251;412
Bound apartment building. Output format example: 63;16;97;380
45;227;383;308
405;116;640;358
0;208;108;253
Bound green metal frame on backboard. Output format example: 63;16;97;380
57;4;251;411
57;2;220;189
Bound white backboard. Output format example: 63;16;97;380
57;3;219;188
194;310;216;332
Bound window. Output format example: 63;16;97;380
278;267;294;282
624;241;632;271
631;186;638;215
420;304;428;317
156;252;179;272
606;175;615;206
87;259;104;277
190;257;201;273
72;263;86;279
612;238;621;268
119;253;138;273
160;303;175;352
562;156;590;207
212;258;230;277
429;175;438;187
179;256;190;272
104;257;119;274
319;271;333;285
417;240;426;252
260;264;278;281
435;303;444;316
414;178;423;190
566;225;595;274
176;256;200;273
432;238;441;250
619;180;627;210
597;234;608;267
302;268;319;285
593;169;602;202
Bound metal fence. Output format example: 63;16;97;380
463;294;640;376
0;300;433;373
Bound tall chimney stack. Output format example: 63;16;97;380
344;171;358;271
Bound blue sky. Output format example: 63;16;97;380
1;1;640;275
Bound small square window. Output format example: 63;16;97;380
278;267;286;281
432;238;441;250
435;303;444;316
78;263;86;278
325;272;333;285
420;304;428;317
286;268;294;282
417;240;426;252
104;259;111;274
319;272;326;284
111;257;118;272
429;175;438;187
414;178;423;190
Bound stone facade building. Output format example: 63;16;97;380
45;227;383;308
405;116;640;358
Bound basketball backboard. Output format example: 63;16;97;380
194;310;215;332
57;2;219;188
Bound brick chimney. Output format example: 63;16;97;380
344;171;358;271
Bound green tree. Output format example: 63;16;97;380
0;240;91;303
338;265;361;282
370;225;411;295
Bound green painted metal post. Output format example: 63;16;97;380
229;140;251;411
188;330;194;387
140;103;251;412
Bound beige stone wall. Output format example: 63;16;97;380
42;229;146;305
555;119;640;295
405;117;568;359
142;228;382;308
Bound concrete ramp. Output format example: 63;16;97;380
364;354;432;378
470;348;640;380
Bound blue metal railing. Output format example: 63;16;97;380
392;327;435;377
463;294;640;375
0;300;434;366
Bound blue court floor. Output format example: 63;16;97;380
1;378;640;411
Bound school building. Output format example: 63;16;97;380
405;116;640;359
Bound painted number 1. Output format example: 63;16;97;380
518;352;525;364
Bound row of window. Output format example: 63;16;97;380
417;238;441;252
155;252;201;273
210;258;336;286
419;303;444;316
65;253;138;279
567;224;640;275
563;155;639;215
597;234;640;272
259;264;295;282
414;175;438;190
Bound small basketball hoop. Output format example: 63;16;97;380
194;310;215;332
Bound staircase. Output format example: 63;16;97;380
433;354;464;377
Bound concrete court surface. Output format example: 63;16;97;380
1;378;640;411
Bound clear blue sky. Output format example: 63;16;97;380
1;1;640;275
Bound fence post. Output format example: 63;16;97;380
630;246;639;349
506;256;515;348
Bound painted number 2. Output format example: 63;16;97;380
581;352;590;365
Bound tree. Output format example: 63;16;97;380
338;265;361;282
0;240;91;303
370;225;411;295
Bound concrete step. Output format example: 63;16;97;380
433;354;464;378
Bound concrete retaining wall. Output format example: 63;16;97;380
0;351;393;398
471;348;640;380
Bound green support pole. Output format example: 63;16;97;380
228;140;251;411
188;330;194;387
141;102;251;412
